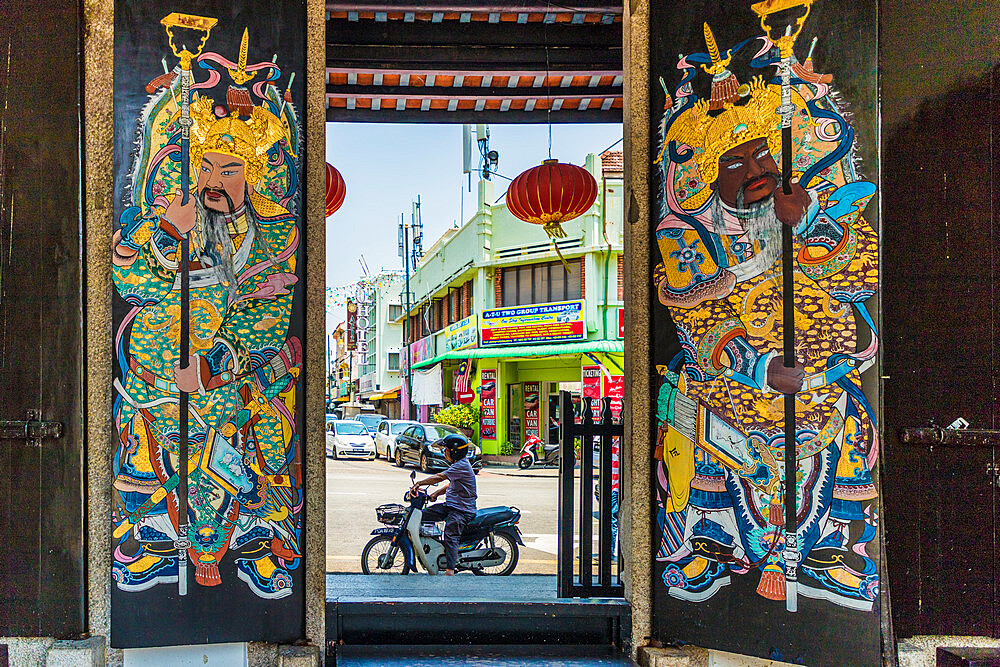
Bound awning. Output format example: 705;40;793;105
332;395;350;403
410;340;624;370
369;387;401;401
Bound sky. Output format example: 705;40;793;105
324;122;623;330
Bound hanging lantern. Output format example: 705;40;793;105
506;159;598;240
325;162;346;217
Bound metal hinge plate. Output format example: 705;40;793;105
0;411;64;442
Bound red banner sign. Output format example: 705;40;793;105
346;299;357;351
479;369;497;440
523;381;540;438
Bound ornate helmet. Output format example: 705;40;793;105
189;97;286;185
665;76;784;188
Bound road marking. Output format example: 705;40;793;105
329;492;367;495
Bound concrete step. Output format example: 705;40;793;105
334;644;637;666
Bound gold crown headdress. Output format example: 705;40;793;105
664;76;786;188
188;97;286;185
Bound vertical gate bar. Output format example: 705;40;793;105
580;396;595;593
557;390;575;597
599;397;614;589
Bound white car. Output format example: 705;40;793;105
327;420;376;460
374;420;419;459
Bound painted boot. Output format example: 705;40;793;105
113;554;178;592
664;555;730;602
798;565;878;611
236;555;293;599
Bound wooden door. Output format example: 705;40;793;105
881;0;1000;639
0;0;85;638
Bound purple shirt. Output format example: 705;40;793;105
442;457;477;514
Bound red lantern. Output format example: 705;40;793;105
325;162;346;217
505;159;598;239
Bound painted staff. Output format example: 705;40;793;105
160;12;218;597
751;0;813;613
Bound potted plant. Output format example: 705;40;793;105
433;403;481;442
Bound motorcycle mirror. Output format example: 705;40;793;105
410;471;416;482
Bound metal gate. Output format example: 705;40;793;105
557;391;623;598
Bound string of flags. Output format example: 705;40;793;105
326;271;404;310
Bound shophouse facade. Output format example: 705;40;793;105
402;150;625;456
356;273;405;418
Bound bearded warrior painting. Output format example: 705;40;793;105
652;13;880;612
111;14;303;602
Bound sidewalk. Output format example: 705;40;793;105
482;461;561;478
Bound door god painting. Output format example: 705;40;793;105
111;2;305;646
652;0;880;621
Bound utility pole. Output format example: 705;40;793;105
399;213;413;419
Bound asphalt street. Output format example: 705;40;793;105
326;455;563;574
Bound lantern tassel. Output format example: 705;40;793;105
551;240;571;274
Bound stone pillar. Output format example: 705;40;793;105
622;0;653;656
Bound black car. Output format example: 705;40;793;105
393;423;483;473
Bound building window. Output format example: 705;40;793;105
387;351;400;371
501;259;582;306
388;304;403;320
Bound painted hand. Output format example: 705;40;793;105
773;179;811;227
163;190;197;235
173;355;201;393
767;356;805;394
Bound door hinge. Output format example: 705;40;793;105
986;462;1000;487
0;410;64;443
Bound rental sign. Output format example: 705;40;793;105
481;300;585;347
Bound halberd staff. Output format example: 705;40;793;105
159;11;218;597
751;0;814;614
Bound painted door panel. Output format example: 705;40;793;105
647;1;880;664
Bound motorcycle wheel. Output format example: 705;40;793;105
472;530;519;576
361;536;410;575
394;448;404;467
517;455;533;470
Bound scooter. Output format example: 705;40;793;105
361;471;523;575
518;434;560;469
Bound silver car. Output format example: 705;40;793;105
374;419;419;460
326;420;377;460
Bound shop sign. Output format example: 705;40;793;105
479;369;497;440
407;335;434;371
481;300;585;347
605;374;624;420
444;313;478;352
582;365;602;418
618;307;624;339
359;375;374;394
346;299;358;350
524;381;540;437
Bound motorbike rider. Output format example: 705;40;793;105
409;434;478;575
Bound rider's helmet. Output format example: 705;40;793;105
440;433;470;460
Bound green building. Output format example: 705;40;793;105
402;150;624;456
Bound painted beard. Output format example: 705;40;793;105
710;186;782;245
735;187;782;245
195;189;239;300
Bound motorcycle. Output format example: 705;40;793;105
361;471;523;575
517;434;560;469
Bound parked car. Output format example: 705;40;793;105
355;413;387;442
392;423;483;473
374;419;419;460
326;420;377;460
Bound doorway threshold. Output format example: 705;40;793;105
327;573;566;602
327;574;630;649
